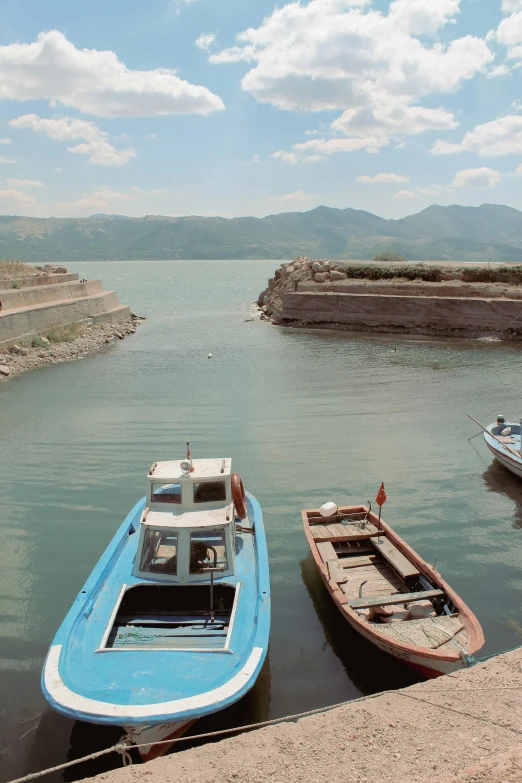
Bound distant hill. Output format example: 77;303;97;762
1;203;522;262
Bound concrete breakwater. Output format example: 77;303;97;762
259;258;522;338
0;265;138;378
86;647;522;783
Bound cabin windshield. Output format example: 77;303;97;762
193;481;227;503
190;527;228;573
139;528;178;574
151;483;182;504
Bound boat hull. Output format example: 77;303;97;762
42;491;270;759
485;440;522;479
122;719;197;761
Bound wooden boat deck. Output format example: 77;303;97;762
307;512;466;651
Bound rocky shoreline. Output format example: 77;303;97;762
0;315;144;380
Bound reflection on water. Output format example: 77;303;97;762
482;460;522;529
2;260;522;781
300;555;422;694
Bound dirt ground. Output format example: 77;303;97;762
86;648;522;783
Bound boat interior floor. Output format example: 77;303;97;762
105;584;236;650
310;517;463;646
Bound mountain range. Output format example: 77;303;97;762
1;203;522;262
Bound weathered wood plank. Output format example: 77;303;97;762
372;537;420;580
348;589;444;610
327;559;348;584
335;543;375;555
317;541;336;562
341;555;382;569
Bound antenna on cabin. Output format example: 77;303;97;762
185;439;195;472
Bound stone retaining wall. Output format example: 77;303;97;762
282;291;522;334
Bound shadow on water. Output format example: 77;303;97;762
482;460;522;529
300;554;423;694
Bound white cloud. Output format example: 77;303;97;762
67;140;136;166
6;178;44;188
196;33;216;51
147;133;158;140
510;164;522;176
453;167;502;188
57;186;139;215
432;114;522;156
394;189;417;199
0;138;11;144
211;0;493;160
394;183;452;198
0;155;16;164
271;150;298;164
502;0;522;11
9;114;136;166
270;190;316;202
357;172;409;184
0;30;224;118
53;167;62;172
0;188;38;208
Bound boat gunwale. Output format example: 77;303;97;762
302;504;484;664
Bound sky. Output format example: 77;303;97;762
0;0;521;219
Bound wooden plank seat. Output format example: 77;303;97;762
316;541;336;562
370;537;420;580
348;589;444;610
341;554;382;569
311;521;381;542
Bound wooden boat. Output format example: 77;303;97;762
42;448;270;761
302;502;484;678
483;416;522;480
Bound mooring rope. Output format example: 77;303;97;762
6;646;522;783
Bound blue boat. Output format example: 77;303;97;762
42;448;271;760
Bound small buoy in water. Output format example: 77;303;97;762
208;353;213;359
319;501;338;518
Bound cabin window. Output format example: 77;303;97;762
189;528;228;573
139;529;178;575
193;481;226;503
151;483;182;504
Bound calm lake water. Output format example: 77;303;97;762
1;259;522;781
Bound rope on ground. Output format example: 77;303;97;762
3;688;403;783
7;646;522;783
396;691;522;737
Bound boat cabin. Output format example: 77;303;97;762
133;457;236;584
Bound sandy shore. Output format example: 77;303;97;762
83;647;522;783
0;316;143;380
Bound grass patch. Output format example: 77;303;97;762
44;323;84;343
30;336;47;348
336;263;443;282
334;262;522;285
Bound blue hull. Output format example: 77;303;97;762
42;492;270;726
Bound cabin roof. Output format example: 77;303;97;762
142;506;232;529
149;458;232;480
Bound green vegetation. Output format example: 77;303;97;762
44;323;84;343
373;251;407;263
333;262;522;284
337;263;443;282
30;335;47;348
0;204;521;261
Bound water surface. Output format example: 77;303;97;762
1;260;522;781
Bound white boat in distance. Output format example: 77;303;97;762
483;416;522;480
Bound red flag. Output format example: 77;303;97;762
376;482;387;507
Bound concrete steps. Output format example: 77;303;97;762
0;273;132;345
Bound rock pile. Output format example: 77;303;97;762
0;314;145;380
257;257;349;320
